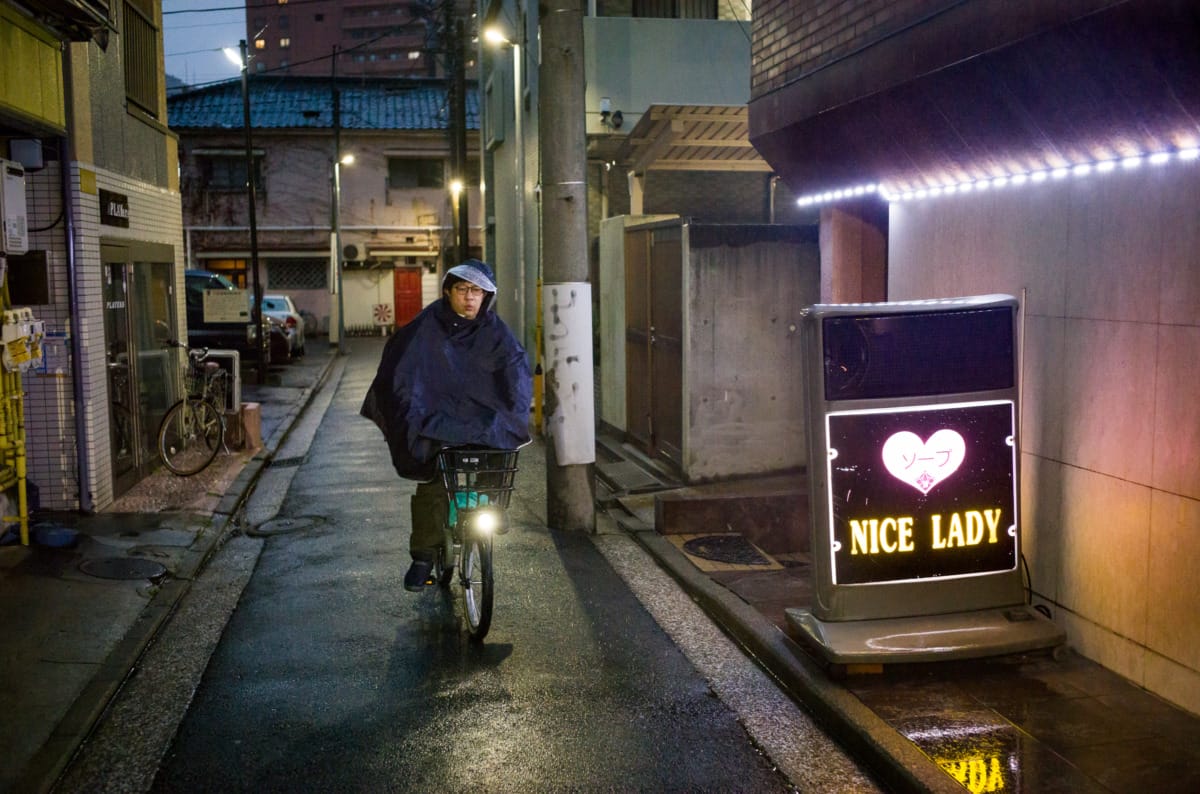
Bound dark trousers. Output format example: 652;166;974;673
410;478;447;559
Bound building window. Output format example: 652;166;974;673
199;154;264;194
634;0;716;18
279;37;291;48
315;13;324;21
267;259;327;290
123;0;158;117
388;157;444;189
255;38;266;49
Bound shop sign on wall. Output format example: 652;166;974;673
99;189;129;228
825;400;1017;585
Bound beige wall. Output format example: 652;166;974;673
887;163;1200;716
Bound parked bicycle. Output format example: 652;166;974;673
157;339;231;476
430;447;520;641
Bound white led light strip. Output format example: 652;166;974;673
795;146;1200;208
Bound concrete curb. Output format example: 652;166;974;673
17;352;342;794
617;517;962;794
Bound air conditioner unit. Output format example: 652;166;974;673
1;159;29;256
343;243;365;262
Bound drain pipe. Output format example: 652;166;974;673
62;54;93;512
768;174;780;223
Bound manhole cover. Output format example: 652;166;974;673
80;557;168;581
682;535;773;566
249;515;326;537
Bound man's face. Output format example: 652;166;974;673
447;281;485;319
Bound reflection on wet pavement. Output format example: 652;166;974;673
842;649;1200;793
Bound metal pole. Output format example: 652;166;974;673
333;158;347;354
539;0;595;531
240;40;265;383
332;49;348;354
454;18;469;261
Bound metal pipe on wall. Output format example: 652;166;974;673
61;57;93;513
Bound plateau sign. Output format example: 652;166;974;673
825;400;1017;585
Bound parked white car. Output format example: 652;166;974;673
261;294;306;356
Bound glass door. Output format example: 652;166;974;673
103;259;139;496
102;245;180;498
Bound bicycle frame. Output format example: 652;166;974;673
433;448;519;641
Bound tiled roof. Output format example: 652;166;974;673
167;76;478;132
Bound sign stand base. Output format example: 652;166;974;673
786;605;1065;665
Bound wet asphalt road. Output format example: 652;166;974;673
149;342;797;792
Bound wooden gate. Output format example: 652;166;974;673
624;225;683;464
393;267;424;326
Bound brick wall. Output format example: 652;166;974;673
752;0;950;98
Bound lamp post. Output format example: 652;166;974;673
225;41;266;383
332;153;353;354
483;26;528;343
484;25;537;424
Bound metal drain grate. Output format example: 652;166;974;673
270;456;307;469
682;535;774;566
79;557;168;581
248;515;326;537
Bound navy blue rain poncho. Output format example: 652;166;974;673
360;260;533;481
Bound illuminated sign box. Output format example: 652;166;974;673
828;400;1017;586
788;295;1063;664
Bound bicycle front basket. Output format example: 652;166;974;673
183;369;205;399
438;449;519;509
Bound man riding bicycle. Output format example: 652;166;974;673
361;259;532;591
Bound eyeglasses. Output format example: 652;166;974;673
452;284;485;298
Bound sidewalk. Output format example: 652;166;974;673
0;341;340;794
597;431;1200;794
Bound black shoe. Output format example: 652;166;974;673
404;559;433;592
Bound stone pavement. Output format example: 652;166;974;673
0;341;339;793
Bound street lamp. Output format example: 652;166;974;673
483;23;535;413
332;153;353;354
224;41;266;384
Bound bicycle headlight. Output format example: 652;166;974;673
474;509;499;534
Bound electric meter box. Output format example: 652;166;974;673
1;158;29;256
787;294;1063;664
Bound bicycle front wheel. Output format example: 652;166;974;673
461;532;493;641
158;398;223;476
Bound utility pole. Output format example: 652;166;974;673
239;40;266;384
443;2;468;264
539;0;595;531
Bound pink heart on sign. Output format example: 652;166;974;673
881;429;966;494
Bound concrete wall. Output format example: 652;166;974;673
683;227;819;480
583;16;751;136
599;218;819;480
888;162;1200;716
597;216;630;432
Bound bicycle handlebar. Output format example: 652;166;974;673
163;339;210;361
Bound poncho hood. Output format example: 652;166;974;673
443;259;498;315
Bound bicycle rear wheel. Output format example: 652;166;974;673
158;398;223;476
461;532;493;641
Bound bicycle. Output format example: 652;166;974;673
157;339;231;476
430;447;520;641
